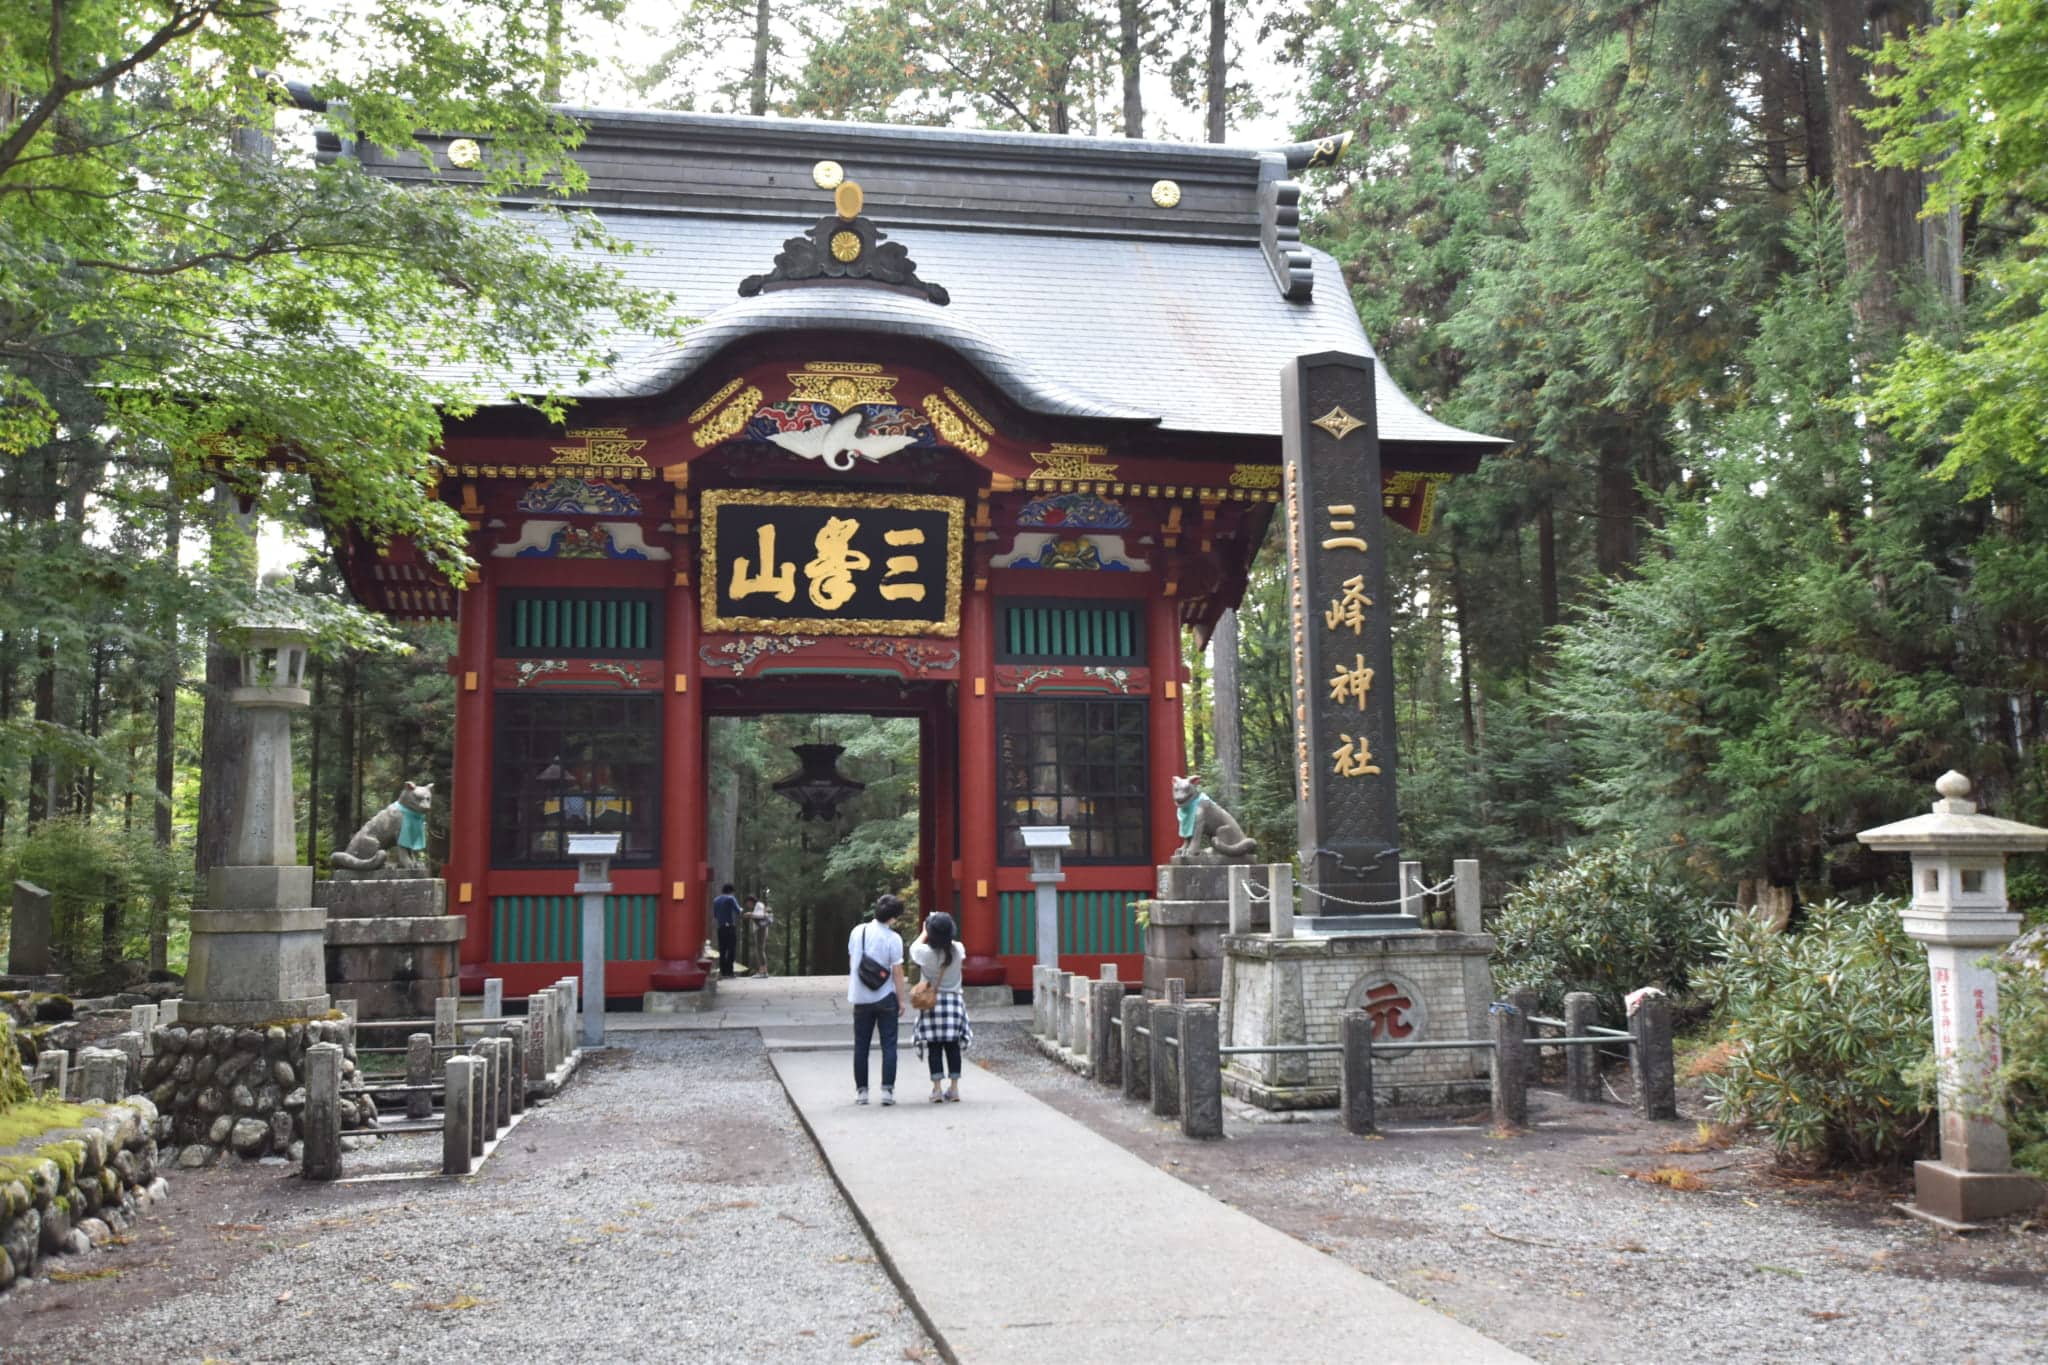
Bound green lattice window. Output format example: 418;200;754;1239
997;599;1143;663
997;889;1144;956
499;590;661;658
490;893;661;964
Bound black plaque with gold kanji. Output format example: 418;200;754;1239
701;489;964;636
1280;353;1401;912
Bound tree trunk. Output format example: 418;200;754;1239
0;631;13;843
1536;502;1560;632
1449;540;1478;752
1046;0;1073;134
1206;0;1227;143
542;0;566;102
334;655;358;849
81;639;107;816
306;657;322;867
151;499;180;973
1817;0;1927;344
1118;0;1144;136
195;485;255;881
1595;435;1640;576
28;637;54;825
750;0;771;116
1211;609;1243;804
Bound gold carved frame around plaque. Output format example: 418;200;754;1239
699;488;965;638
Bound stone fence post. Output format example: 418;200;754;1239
1178;1004;1223;1139
1149;997;1183;1120
1121;995;1151;1105
406;1033;435;1120
1340;1009;1376;1136
1564;992;1600;1103
434;995;459;1047
1090;969;1122;1086
504;1022;528;1115
303;1042;343;1181
442;1054;477;1176
1490;1000;1528;1129
1629;991;1678;1120
482;976;504;1021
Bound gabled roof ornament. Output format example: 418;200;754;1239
739;178;951;305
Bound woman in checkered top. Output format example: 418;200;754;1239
910;911;972;1102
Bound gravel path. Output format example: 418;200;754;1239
5;1032;932;1364
979;1024;2048;1365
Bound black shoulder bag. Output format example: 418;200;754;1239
856;924;890;992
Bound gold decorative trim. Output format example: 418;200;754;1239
830;230;862;263
1312;406;1366;440
1151;179;1181;208
700;489;964;638
1229;463;1282;489
1382;469;1452;534
834;181;864;219
812;159;845;189
1028;443;1118;480
689;378;745;424
691;385;763;449
921;394;990;458
943;387;994;435
803;361;883;375
550;427;649;468
789;365;896;406
446;138;481;168
454;464;658;481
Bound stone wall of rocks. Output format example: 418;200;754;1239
146;1018;375;1166
1;1093;170;1292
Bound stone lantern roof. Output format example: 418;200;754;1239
1858;771;2048;854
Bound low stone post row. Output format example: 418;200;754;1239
1149;978;1186;1121
1629;991;1678;1121
1088;967;1122;1086
1564;991;1601;1104
303;1042;344;1181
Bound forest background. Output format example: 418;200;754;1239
2;0;2045;985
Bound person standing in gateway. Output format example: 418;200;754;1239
711;883;743;980
848;894;908;1106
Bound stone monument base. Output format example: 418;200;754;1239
1221;927;1495;1111
315;879;463;1022
1143;864;1261;998
1904;1160;2045;1230
182;881;331;1027
148;1013;372;1164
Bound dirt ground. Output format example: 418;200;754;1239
979;1026;2048;1365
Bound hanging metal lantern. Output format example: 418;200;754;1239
772;743;865;822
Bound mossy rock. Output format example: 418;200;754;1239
0;1022;28;1109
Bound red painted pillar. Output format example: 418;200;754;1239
450;570;494;984
957;589;1005;985
1148;592;1188;870
656;579;708;988
932;689;957;920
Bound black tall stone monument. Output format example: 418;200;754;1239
1280;353;1402;917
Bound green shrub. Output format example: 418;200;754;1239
1993;955;2048;1180
1489;835;1715;1022
1701;897;1932;1169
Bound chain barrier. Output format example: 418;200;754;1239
1242;874;1457;910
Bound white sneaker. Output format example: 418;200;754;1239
880;1087;896;1106
855;1089;870;1106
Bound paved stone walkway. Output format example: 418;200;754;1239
771;1047;1529;1364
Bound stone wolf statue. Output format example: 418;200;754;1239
1171;775;1258;864
330;782;432;878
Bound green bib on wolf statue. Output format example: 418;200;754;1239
332;781;434;877
398;805;427;853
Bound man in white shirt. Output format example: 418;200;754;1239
847;894;908;1106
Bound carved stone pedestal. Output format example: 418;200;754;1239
1220;928;1495;1111
316;879;463;1021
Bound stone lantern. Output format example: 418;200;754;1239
1020;825;1071;970
184;573;331;1026
569;831;620;1048
1858;771;2048;1227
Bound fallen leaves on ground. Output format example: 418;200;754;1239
420;1294;487;1311
1810;1310;1847;1321
47;1268;120;1283
849;1332;878;1347
1663;1122;1738;1155
1627;1166;1708;1192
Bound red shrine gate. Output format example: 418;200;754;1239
330;111;1497;998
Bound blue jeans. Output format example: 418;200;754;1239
853;997;898;1092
